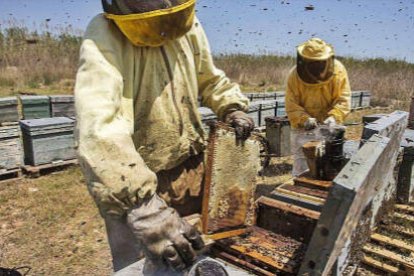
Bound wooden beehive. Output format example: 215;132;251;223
49;95;75;117
0;97;19;124
20;95;51;119
20;117;76;166
0;125;22;171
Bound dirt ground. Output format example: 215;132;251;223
0;107;396;275
0;167;112;275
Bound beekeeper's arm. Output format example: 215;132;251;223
75;18;157;217
326;63;351;124
189;18;253;138
285;71;311;129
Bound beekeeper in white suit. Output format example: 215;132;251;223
75;0;254;274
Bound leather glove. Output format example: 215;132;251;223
224;110;255;140
323;116;336;128
304;117;318;130
127;194;204;274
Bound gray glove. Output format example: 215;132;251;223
304;117;318;130
225;110;255;140
127;194;204;275
323;116;336;128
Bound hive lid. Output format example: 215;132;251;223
20;95;50;104
0;97;18;106
20;117;74;131
49;95;75;103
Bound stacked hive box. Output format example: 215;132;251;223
20;95;51;119
351;90;371;109
245;91;370;110
0;125;22;171
20;117;76;166
50;95;75;117
0;97;19;124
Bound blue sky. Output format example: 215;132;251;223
1;0;413;62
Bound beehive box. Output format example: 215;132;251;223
50;95;75;117
265;116;291;156
0;97;19;124
350;91;361;109
20;117;76;166
0;125;22;170
20;95;51;119
360;91;371;107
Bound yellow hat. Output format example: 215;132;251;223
297;38;334;60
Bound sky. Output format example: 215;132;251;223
1;0;413;62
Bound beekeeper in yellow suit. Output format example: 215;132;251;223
75;0;254;274
285;38;351;177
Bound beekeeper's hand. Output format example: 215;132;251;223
324;116;336;128
225;110;255;140
304;117;318;130
127;194;204;274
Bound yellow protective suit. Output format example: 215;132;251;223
75;15;249;217
285;59;351;129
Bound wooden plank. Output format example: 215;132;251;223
384;224;414;238
361;254;401;274
207;228;248;241
22;159;78;177
0;168;22;183
371;233;414;252
269;190;324;212
294;174;332;190
256;196;320;220
395;204;414;214
279;183;329;199
394;212;414;223
299;111;408;276
276;185;327;203
215;251;274;276
363;244;414;270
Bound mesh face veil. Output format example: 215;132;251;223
103;0;196;47
296;38;335;83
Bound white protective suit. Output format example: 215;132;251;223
75;15;249;217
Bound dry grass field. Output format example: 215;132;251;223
0;25;413;275
1;26;414;110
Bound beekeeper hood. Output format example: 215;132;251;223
297;38;335;84
102;0;196;47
